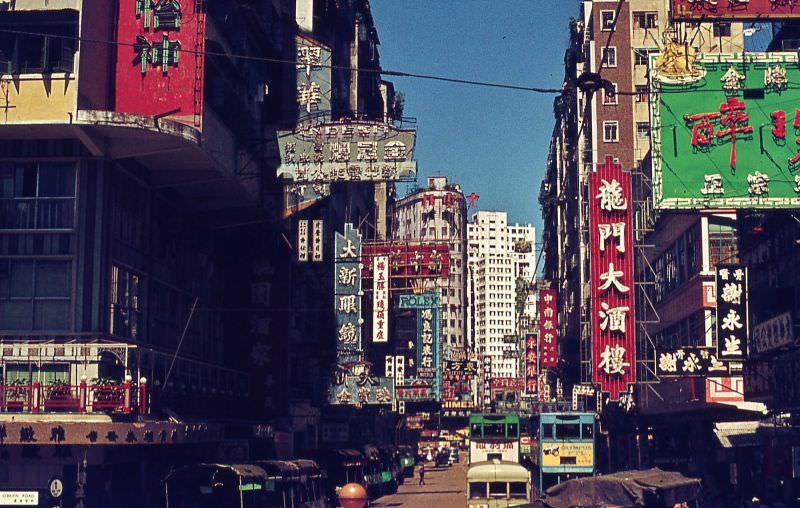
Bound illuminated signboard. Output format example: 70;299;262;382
539;289;558;367
524;334;538;396
329;374;394;406
334;224;362;364
372;256;389;343
490;378;524;391
295;35;332;119
716;265;749;361
362;243;450;281
417;306;440;397
672;0;800;20
277;121;416;183
656;346;729;377
115;0;205;128
651;52;800;209
590;157;636;401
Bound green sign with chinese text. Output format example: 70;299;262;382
651;52;800;209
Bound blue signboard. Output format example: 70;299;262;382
335;224;362;364
399;292;440;309
417;306;441;400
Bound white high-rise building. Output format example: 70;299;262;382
467;211;536;397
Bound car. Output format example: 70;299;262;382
435;450;451;467
449;447;459;463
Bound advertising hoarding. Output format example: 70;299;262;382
590;157;636;401
115;0;205;128
539;289;558;367
469;440;519;463
541;441;594;470
672;0;800;20
716;265;749;361
651;52;800;209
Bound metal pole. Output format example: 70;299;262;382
163;297;199;389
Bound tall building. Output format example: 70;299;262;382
393;177;468;348
467;211;535;397
541;0;761;483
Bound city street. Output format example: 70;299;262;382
373;463;467;507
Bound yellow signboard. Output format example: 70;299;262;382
541;441;593;468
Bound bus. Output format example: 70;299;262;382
530;412;596;494
466;460;531;508
468;413;521;464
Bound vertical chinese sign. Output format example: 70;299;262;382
524;334;538;396
482;355;492;408
312;219;323;262
296;35;332;119
590;156;636;401
373;256;389;343
116;0;205;128
417;306;441;399
716;265;749;361
335;224;362;364
539;289;558;367
297;220;309;262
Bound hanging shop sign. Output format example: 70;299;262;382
328;373;394;406
483;355;492;407
295;35;332;119
396;383;433;401
752;311;795;355
334;224;363;363
525;334;538;395
656;346;728;377
671;0;800;20
490;378;524;391
444;360;479;374
539;289;558;367
362;243;450;281
417;306;441;397
372;256;389;343
651;52;800;209
716;265;749;361
283;184;331;219
115;0;206;128
276;121;416;183
297;220;309;262
312;220;323;262
590;156;636;401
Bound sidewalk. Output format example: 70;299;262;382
372;462;467;507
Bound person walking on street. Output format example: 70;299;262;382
418;463;426;486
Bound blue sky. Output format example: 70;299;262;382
371;1;582;238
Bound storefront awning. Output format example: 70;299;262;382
713;421;761;448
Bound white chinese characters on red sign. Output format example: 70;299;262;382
590;156;636;401
373;256;389;342
539;289;558;367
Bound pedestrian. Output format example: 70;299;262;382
418;463;425;486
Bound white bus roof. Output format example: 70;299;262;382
467;461;530;482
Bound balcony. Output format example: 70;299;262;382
0;377;145;414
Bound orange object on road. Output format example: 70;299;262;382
338;482;369;508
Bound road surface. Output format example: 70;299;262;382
372;462;467;507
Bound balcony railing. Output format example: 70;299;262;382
0;378;147;414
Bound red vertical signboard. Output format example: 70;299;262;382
116;0;206;128
539;289;558;367
590;156;636;401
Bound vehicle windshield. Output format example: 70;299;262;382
509;481;528;499
489;481;507;498
469;482;487;499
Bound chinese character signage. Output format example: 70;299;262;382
752;311;795;355
297;220;309;262
417;306;440;390
329;374;394;406
525;334;538;395
672;0;800;20
656;346;728;377
312;220;323;262
363;243;450;281
396;384;433;401
483;356;492;407
116;0;206;128
295;35;331;119
651;52;800;209
335;224;362;362
277;121;416;182
372;256;389;343
716;264;749;361
590;157;636;401
490;378;524;391
539;289;558;367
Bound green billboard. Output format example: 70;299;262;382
651;52;800;209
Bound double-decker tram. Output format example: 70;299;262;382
468;413;521;464
530;411;596;494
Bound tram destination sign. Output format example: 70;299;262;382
651;52;800;209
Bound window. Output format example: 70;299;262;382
713;23;732;37
635;84;649;102
0;163;76;230
489;482;507;498
603;83;618;105
555;423;581;439
709;220;739;268
110;265;141;339
600;10;616;31
601;47;617;68
637;122;650;139
0;259;71;331
603;121;619;142
0;17;78;74
469;482;487;499
633;12;657;29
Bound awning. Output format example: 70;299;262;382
713;421;761;448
